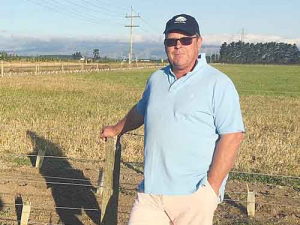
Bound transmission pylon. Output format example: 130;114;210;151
241;28;246;43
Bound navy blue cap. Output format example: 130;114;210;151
164;14;200;36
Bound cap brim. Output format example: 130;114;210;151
164;28;195;36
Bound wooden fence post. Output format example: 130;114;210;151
97;168;104;195
247;184;255;217
35;148;46;168
1;60;3;77
20;201;31;225
101;136;121;225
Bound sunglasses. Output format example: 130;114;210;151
164;36;198;47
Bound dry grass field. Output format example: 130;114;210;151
1;64;299;176
0;64;300;224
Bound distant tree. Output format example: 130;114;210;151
211;54;219;63
0;51;8;60
219;42;229;63
93;49;100;60
219;41;300;64
72;52;82;60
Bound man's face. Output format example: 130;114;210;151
165;31;202;71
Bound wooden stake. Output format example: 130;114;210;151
97;168;104;195
1;60;3;77
35;148;46;168
101;137;121;225
101;138;115;223
20;201;31;225
247;184;255;217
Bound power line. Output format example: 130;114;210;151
26;0;104;25
93;0;129;12
80;0;125;18
139;16;162;34
48;0;106;23
62;0;126;27
26;0;125;26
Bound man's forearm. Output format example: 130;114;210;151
208;132;244;195
115;105;144;135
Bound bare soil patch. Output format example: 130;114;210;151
0;159;299;225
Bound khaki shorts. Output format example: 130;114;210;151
128;182;219;225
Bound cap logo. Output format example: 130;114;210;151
174;16;187;24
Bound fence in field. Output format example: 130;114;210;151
0;60;164;77
0;135;300;225
0;137;118;225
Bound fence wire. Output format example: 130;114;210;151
1;197;299;214
0;177;100;188
1;141;299;224
6;153;104;163
230;170;300;179
0;217;69;225
0;174;95;183
2;203;100;212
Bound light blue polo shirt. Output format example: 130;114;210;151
137;54;244;201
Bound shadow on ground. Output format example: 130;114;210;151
27;130;100;225
0;196;3;211
224;193;247;215
15;195;23;225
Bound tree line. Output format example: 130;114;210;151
0;51;72;62
2;42;300;64
0;49;115;62
219;41;300;64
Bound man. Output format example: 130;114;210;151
100;14;244;225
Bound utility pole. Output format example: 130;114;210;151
125;6;140;65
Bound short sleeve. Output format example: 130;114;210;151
136;79;150;116
213;78;245;134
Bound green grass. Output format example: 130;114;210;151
11;156;32;166
229;172;300;192
214;64;300;97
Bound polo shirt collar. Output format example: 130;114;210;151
167;53;207;82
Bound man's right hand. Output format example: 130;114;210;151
99;104;143;141
100;125;119;140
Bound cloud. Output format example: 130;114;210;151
202;33;300;46
0;33;299;58
0;34;165;58
244;34;300;45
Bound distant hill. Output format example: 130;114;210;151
38;55;74;59
2;37;220;59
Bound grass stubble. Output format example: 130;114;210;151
0;65;299;176
1;65;300;225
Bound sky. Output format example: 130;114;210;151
1;0;300;56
